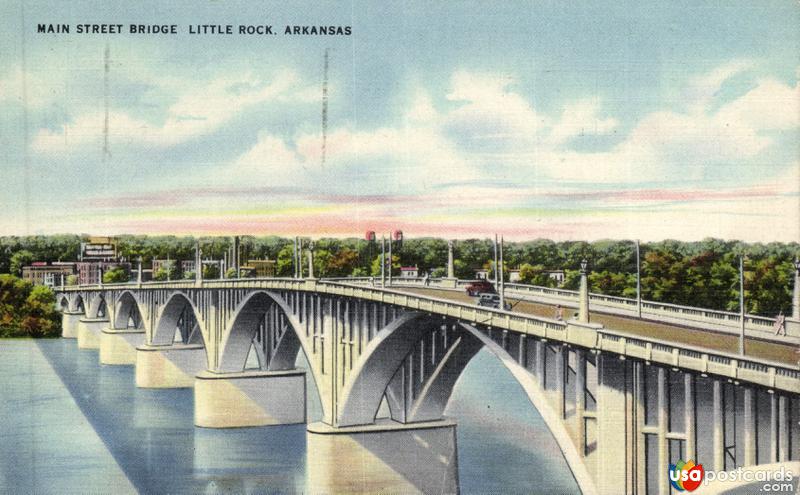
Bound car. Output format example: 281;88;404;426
465;280;496;296
476;293;512;311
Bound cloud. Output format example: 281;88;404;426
29;69;316;154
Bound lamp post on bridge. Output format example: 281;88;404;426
307;241;316;280
739;255;746;356
635;239;642;318
792;257;800;320
499;235;506;310
380;235;386;287
578;258;589;323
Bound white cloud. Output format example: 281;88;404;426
29;69;316;154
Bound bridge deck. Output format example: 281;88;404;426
395;287;799;366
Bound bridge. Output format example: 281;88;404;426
55;270;800;494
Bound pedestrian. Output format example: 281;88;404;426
773;311;786;336
555;304;564;321
423;273;430;286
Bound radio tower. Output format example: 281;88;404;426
103;43;111;162
321;48;329;166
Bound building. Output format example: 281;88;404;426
75;261;131;285
181;260;196;274
544;270;566;285
80;236;118;261
241;259;276;278
152;259;178;275
399;266;419;278
474;268;490;280
22;262;76;287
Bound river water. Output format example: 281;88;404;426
0;339;580;494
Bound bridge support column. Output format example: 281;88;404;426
60;311;83;339
100;328;145;365
778;395;789;462
743;387;756;466
306;419;458;495
574;348;586;453
135;344;207;388
684;373;696;461
77;317;109;349
554;345;566;419
195;370;306;428
596;353;634;495
713;379;725;471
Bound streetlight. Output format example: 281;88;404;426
578;258;589;323
739;256;746;355
635;239;642;318
792;257;800;320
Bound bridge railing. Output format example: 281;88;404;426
56;278;799;392
326;277;793;340
311;280;800;393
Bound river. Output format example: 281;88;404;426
0;339;580;494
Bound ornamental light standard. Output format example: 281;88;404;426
738;255;745;355
635;239;642;318
792;257;800;320
578;258;589;323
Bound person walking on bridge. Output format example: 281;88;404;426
555;304;564;321
773;310;786;336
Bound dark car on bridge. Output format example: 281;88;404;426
476;293;512;311
465;280;496;296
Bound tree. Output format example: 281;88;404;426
0;275;61;338
202;264;220;279
102;266;129;284
9;250;34;277
517;263;557;287
370;254;400;277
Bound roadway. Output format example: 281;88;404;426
393;287;799;367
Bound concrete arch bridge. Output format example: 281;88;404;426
56;278;800;495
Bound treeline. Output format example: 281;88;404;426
0;235;797;316
0;275;61;338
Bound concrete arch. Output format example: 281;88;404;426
86;294;107;319
335;312;434;427
153;291;205;346
114;291;143;330
59;296;69;312
71;294;85;314
218;291;306;372
336;317;596;495
457;323;597;495
217;290;327;418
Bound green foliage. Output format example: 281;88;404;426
9;250;34;276
202;264;220;279
370;254;400;277
65;275;78;286
102;266;129;284
0;234;797;316
518;264;558;287
0;274;61;338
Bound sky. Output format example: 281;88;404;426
0;1;798;242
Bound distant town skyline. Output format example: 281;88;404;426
1;1;797;242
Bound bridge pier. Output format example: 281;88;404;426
77;317;109;349
135;344;207;388
306;419;459;494
194;369;306;428
100;328;145;365
60;311;83;339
